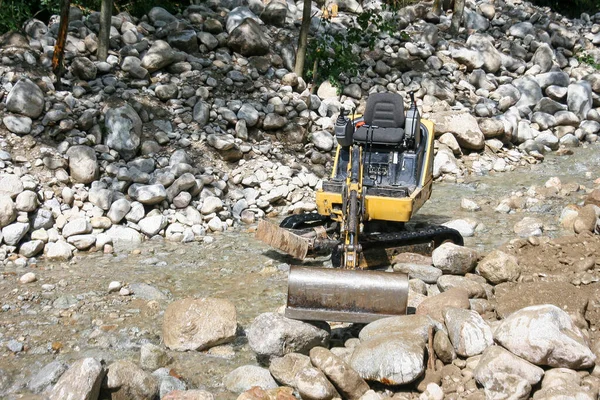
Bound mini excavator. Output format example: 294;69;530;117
256;92;463;323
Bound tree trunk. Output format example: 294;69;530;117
432;0;443;16
294;0;312;77
52;0;71;89
450;0;465;36
98;0;113;61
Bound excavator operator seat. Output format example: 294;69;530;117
354;93;406;146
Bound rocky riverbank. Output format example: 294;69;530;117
3;0;600;398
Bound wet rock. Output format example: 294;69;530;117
0;194;16;228
49;358;104;400
310;347;369;400
295;366;340;400
416;287;470;323
163;297;237;351
269;353;312;386
432;243;478;275
444;308;493;357
474;345;544;399
6;78;44;118
129;283;168;301
105;103;142;161
103;359;158;400
247;312;330;360
28;361;68;394
223;365;278;393
476;250;521;284
350;333;425;385
228;19;269;56
3;115;32;134
495;304;596;369
140;343;170;370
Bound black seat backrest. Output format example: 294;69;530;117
364;93;405;128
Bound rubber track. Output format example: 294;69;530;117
279;213;330;229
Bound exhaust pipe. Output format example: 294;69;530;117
286;267;409;324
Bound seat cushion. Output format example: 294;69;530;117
354;126;405;145
364;93;405;128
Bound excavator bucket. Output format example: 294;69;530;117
255;219;310;260
285;266;409;323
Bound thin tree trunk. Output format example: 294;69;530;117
432;0;443;16
52;0;71;89
294;0;312;77
98;0;113;61
450;0;465;36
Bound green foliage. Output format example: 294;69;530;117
528;0;600;17
0;0;32;33
578;51;600;70
306;3;407;90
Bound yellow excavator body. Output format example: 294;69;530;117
255;93;462;323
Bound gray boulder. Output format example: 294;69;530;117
148;7;177;25
141;40;177;72
28;361;68;394
513;76;543;109
476;250;521;284
3;115;32;135
444;308;493;357
71;57;97;80
495;304;596;369
226;6;261;33
163;297;237;351
6;78;44;118
105;103;142;161
48;358;104;400
193;101;210;126
568;81;593;119
295;366;340;400
269;353;312;387
350;333;425;385
3;222;29;246
104;360;158;400
0;195;16;228
228;19;270;57
0;174;24;199
66;145;98;184
247;312;330;360
261;1;287;26
133;184;167;205
428;112;485;151
432;243;478;275
310;347;369;400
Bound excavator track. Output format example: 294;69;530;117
279;213;330;229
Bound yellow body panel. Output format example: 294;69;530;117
316;119;435;223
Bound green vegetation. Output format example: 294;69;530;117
577;51;600;70
306;3;410;90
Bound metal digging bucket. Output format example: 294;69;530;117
285;266;409;324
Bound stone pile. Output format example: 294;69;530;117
1;0;600;263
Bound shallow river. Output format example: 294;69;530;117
2;145;600;398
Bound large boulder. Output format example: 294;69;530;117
269;353;312;387
465;34;501;73
416;287;470;323
568;81;593;119
49;358;104;400
428;112;485;150
246;312;330;360
163;298;237;351
295;366;340;400
227;19;270;56
494;304;596;369
474;346;544;400
349;333;425;385
261;1;287;26
226;6;261;33
71;57;97;80
359;315;439;343
66;145;98;184
104;104;142;161
476;250;521;284
432;243;478;275
0;195;16;228
6;78;44;118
